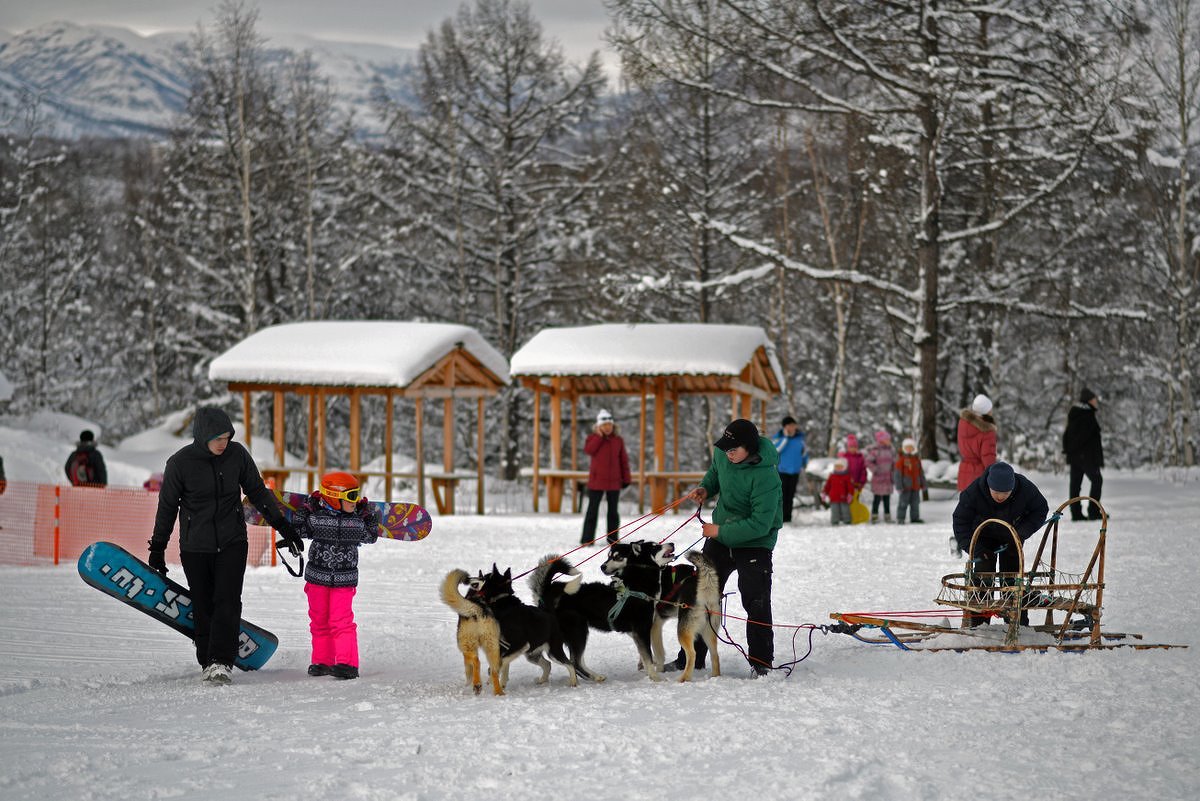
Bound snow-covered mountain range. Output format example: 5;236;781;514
0;21;416;139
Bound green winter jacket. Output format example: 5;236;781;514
699;435;783;550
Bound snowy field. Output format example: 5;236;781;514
1;470;1198;801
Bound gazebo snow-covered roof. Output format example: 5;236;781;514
510;323;784;512
510;323;783;393
209;321;510;514
209;321;510;388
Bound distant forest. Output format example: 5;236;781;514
2;0;1197;472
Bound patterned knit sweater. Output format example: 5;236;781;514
293;495;379;587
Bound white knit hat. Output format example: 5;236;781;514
971;394;993;415
902;438;917;451
596;409;614;425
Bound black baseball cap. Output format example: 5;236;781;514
714;419;760;454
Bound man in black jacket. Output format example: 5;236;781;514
149;406;301;683
1063;387;1103;521
951;462;1049;627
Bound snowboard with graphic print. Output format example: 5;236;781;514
243;489;432;542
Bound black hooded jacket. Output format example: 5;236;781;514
1063;403;1103;468
951;464;1049;553
151;407;282;553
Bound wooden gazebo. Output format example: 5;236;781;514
510;323;784;513
208;321;510;514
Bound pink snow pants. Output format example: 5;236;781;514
305;584;359;667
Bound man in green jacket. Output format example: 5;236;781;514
671;418;782;677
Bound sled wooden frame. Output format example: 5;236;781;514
830;497;1187;653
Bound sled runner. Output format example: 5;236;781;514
243;488;432;542
830;498;1186;653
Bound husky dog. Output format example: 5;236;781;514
440;565;576;696
441;568;503;695
528;541;674;683
602;541;722;682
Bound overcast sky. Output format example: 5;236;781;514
0;0;614;66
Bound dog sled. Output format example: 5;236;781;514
829;497;1186;653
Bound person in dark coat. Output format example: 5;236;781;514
580;409;631;545
64;429;108;487
951;462;1049;627
148;406;301;683
0;452;6;494
1063;387;1104;521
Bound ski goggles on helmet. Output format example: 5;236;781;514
322;486;361;503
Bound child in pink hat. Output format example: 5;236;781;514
865;430;896;523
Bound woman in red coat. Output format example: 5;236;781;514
956;394;997;491
581;409;631;545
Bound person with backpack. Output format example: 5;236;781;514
65;430;107;487
148;406;302;684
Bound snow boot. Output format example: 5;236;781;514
203;663;232;684
307;663;332;677
870;513;879;524
332;664;359;680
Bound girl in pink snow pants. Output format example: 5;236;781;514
293;471;379;680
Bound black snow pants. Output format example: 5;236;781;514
181;542;249;668
683;540;774;672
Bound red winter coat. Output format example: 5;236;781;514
823;471;855;504
956;409;997;491
585;430;631;491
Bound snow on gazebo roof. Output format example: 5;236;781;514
208;321;510;389
510;323;784;388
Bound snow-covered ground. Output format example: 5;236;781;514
1;460;1197;800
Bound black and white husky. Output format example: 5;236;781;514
441;564;577;695
601;541;722;682
527;541;674;683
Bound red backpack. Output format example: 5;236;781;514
69;451;95;485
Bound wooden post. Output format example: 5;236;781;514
415;397;426;509
549;378;562;470
532;386;541;513
307;392;317;493
443;396;455;514
638;380;648;512
242;390;253;450
273;390;285;470
384;392;394;503
349;389;361;472
477;396;486;514
316;390;327;477
652;377;667;510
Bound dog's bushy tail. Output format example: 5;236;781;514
440;569;484;618
687;551;720;612
527;554;582;606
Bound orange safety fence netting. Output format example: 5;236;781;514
0;481;276;568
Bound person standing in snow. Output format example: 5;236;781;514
671;418;781;677
822;458;854;525
840;434;867;492
893;438;926;524
148;406;302;684
951;462;1048;627
956;394;997;492
65;429;107;487
1063;387;1104;521
865;430;896;523
770;415;807;524
580;409;631;545
292;471;379;680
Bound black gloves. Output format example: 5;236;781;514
275;518;304;557
147;542;167;576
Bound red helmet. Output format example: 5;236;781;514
319;471;360;510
